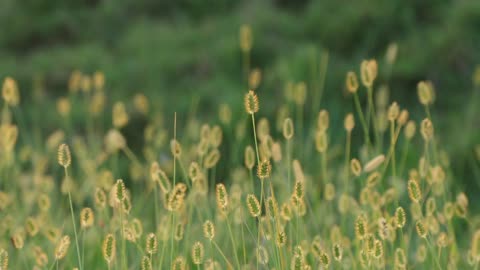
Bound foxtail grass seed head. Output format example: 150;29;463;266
103;234;116;265
395;248;406;268
374;240;384;259
174;222;185;241
276;229;287;247
332;243;343;261
325;183;335;201
95;188;107;208
215;183;228;211
257;159;272;179
420;118;434;141
360;59;378;88
112;101;129;128
366;172;381;188
283;117;294;139
146;233;158;254
364;154;385;173
25;217;39;236
2;77;19;106
405;120;416;139
203;220;215;240
104;129;126;153
170;139;182;158
249;68;262;90
54;235;71;260
397;109;409;126
246;194;261;217
291;253;304;270
151;163;171;193
114;179;126;204
266;196;278;219
172;256;186;270
417;81;434;105
395;207;406;228
244;90;259;114
317;110;330;132
80;207;94;228
257;246;269;265
204;148;220;169
351;158;362;176
388;102;400;121
344;113;355;132
0;248;7;270
346;71;359;93
416;220;428;238
319;251;330;268
141;256;152;270
408;179;422;203
11;233;24;249
57;143;71;168
245;146;255;169
315;131;328;153
471;230;480;260
355;215;368;240
239;24;252;52
192;242;204;265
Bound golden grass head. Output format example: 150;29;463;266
404;120;416;139
172;256;186;270
283;117;294;140
215;183;228;211
104;129;126;153
420;118;434;141
114;179;126;204
360;59;378;88
315;131;328;153
249;68;262;90
344;113;355;132
192;241;204;265
239;24;253;52
394;248;406;268
203;220;215;241
317;110;330;132
11;232;24;249
324;183;336;201
415;220;428;238
112;101;129;128
2;77;19;106
417;81;434;105
364;154;385;173
397;109;409;126
266;196;278;219
0;248;8;270
141;256;152;270
332;243;343;261
350;158;362;176
373;239;383;259
395;207;406;228
54;235;71;260
407;179;422;203
25;217;39;236
145;233;158;254
244;90;259;114
256;246;269;265
103;233;116;265
276;228;287;247
246;194;261;217
355;214;368;240
291;252;304;270
257;159;272;179
80;207;94;229
388;102;400;121
57;143;71;168
346;71;359;93
204;148;220;169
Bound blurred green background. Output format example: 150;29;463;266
1;0;479;192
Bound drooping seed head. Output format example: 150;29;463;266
57;143;71;168
244;90;259;114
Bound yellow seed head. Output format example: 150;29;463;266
281;202;292;221
203;220;215;241
103;234;116;264
360;59;378;88
364;154;385;173
257;246;269;265
355;215;368;240
283;118;294;139
471;230;480;260
346;71;359;93
397;109;409;126
387;102;400;121
146;233;158;254
244;146;255;169
404;120;416;139
344;113;355;132
54;235;71;260
319;251;330;268
11;232;24;249
2;77;19;106
276;228;287;247
112;101;129;128
104;129;126;153
290;253;304;270
80;207;94;228
57;143;71;168
204;148;220;169
395;248;406;268
315;131;328;153
420;118;434;141
395;207;406;228
257;159;272;179
317;110;330;132
0;248;8;270
416;220;428;238
141;256;152;270
350;158;362;176
246;194;261;217
373;240;383;259
244;90;259;114
215;183;228;211
239;24;252;52
249;68;262;90
192;242;204;265
366;172;381;188
407;179;422;203
332;243;343;261
172;256;186;270
324;183;335;201
417;81;433;105
114;179;126;204
25;217;39;236
95;188;107;208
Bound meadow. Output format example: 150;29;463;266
1;17;480;270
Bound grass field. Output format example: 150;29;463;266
1;6;480;269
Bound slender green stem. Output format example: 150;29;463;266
353;93;371;152
212;240;235;269
65;167;82;270
225;215;241;270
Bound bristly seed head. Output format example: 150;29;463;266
57;143;71;168
244;90;259;114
